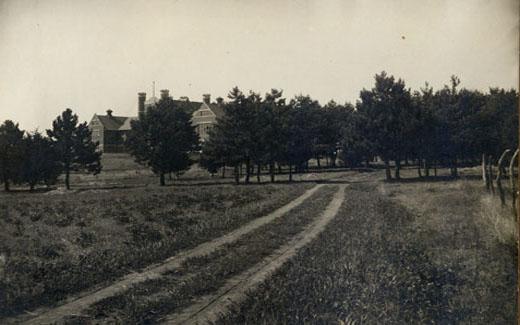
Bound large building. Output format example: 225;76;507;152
89;90;223;152
191;94;225;142
89;110;137;153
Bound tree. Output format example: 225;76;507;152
0;120;25;191
259;89;287;182
412;83;440;177
127;97;199;186
284;95;320;180
340;110;373;167
20;131;62;190
317;101;354;167
199;136;224;177
356;72;413;180
432;76;472;177
246;91;266;183
47;109;102;189
202;87;257;184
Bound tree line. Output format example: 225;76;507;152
0;109;101;191
1;71;517;189
200;72;518;182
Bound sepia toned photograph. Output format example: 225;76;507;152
0;0;518;324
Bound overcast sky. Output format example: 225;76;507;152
0;0;518;130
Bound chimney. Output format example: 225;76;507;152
106;109;113;117
138;92;146;117
216;97;224;106
179;96;189;102
160;89;170;100
203;94;211;104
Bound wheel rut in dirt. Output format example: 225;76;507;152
21;184;323;325
161;184;347;325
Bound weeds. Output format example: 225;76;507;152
0;183;311;317
83;186;338;324
216;186;477;324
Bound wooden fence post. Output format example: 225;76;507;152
482;153;489;190
488;155;495;194
509;149;519;214
496;149;511;206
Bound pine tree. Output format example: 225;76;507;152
259;89;287;182
21;132;62;190
0;120;25;191
285;95;320;180
47;108;102;189
127;97;199;186
357;72;413;180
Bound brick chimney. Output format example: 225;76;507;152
203;94;211;104
216;97;224;106
138;92;146;117
160;89;170;100
106;109;113;117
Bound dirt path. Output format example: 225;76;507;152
160;184;346;325
20;184;323;325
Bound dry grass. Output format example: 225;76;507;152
217;170;516;324
217;184;461;324
81;186;338;324
0;182;312;318
380;174;517;323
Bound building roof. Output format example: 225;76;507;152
91;97;209;131
95;115;132;131
175;100;203;115
119;117;138;131
208;103;225;117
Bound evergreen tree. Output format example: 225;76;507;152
259;89;287;182
47;108;102;189
340;110;373;167
432;76;465;176
127;97;199;186
317;101;354;167
247;91;266;183
21;131;62;190
0;120;25;191
285;95;320;180
413;83;439;177
357;72;412;180
204;87;257;184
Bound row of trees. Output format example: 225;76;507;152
349;73;517;179
124;89;350;185
0;109;101;191
2;71;516;189
199;88;350;183
199;72;518;182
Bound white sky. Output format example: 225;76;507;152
0;0;518;130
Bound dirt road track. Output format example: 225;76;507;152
20;184;323;325
161;184;347;325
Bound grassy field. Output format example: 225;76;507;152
1;154;516;323
0;182;312;317
217;171;517;324
78;185;338;324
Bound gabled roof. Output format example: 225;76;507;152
195;102;225;118
95;115;129;131
119;117;138;131
142;99;202;115
208;103;225;118
175;100;203;115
